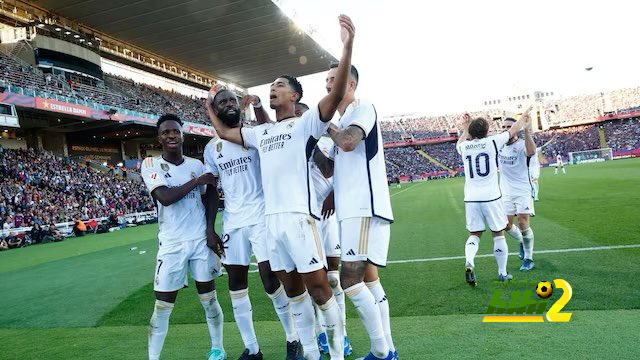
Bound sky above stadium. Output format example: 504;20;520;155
249;0;640;119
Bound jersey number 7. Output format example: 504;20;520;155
465;153;490;179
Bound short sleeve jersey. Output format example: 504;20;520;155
499;138;534;197
333;99;394;222
457;132;510;202
204;137;264;230
141;156;207;244
240;106;329;218
529;147;542;170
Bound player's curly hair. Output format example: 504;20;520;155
468;117;489;139
157;113;183;129
279;74;303;103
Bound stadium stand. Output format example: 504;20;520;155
0;148;155;240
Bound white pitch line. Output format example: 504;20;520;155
241;245;640;272
386;244;640;264
390;181;426;198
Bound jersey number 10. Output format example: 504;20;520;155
465;153;490;179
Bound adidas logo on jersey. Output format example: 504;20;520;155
346;249;356;256
164;173;171;178
495;249;503;253
217;153;223;159
335;244;341;250
262;129;268;135
308;257;319;265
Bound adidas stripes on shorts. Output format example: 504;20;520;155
265;212;326;274
339;217;391;267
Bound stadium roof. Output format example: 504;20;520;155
31;0;336;88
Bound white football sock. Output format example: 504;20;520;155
289;291;321;359
267;285;298;343
465;235;480;267
327;270;347;337
522;227;535;260
313;302;324;335
533;182;539;199
198;290;224;351
367;279;395;353
506;224;523;244
148;300;174;360
230;289;259;355
493;236;509;276
345;282;389;357
318;296;344;360
562;167;566;174
554;167;558;174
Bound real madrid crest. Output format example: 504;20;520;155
287;122;294;129
216;142;223;152
191;171;197;179
161;163;169;171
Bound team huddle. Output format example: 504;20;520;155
141;15;397;360
139;13;551;360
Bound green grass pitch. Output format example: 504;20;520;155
1;159;639;359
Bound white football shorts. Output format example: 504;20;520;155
464;200;508;232
503;194;535;216
319;215;341;258
221;221;268;266
265;212;326;273
339;217;391;267
154;238;222;292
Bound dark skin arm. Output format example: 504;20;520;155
313;145;334;178
205;183;225;256
151;173;215;207
240;95;272;125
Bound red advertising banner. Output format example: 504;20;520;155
35;98;91;117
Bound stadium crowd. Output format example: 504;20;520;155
385;147;445;179
0;148;154;242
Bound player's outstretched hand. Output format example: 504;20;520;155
339;15;355;47
321;192;335;220
240;95;260;110
462;113;471;126
196;172;217;186
206;229;225;257
205;83;225;109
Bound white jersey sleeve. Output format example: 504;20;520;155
203;140;220;177
317;136;335;160
241;126;260;150
345;101;377;136
142;157;168;193
299;105;330;140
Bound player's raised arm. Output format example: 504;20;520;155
507;105;533;138
327;122;364;152
523;118;536;157
240;94;272;124
317;15;355;122
457;113;472;146
205;84;244;145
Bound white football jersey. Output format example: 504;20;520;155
241;106;329;218
204;137;264;230
310;163;333;214
317;136;336;160
333;99;394;222
141;156;207;244
457;132;510;202
556;154;563;164
529;147;542;170
499;138;534;197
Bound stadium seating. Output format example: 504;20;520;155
0;148;155;238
